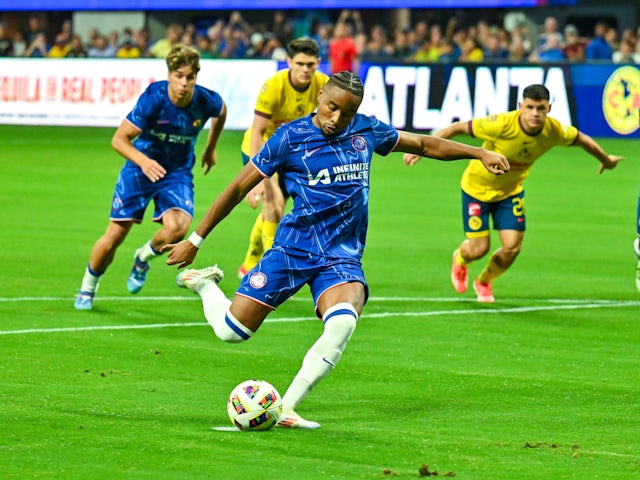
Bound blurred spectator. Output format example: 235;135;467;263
460;37;484;62
66;34;88;58
246;32;265;58
12;32;26;57
328;19;359;73
311;21;331;60
605;27;619;52
23;14;46;46
85;27;100;51
258;33;287;60
613;39;640;64
48;34;70;58
360;25;393;63
270;11;294;44
483;31;509;61
0;22;14;56
536;16;563;50
24;32;47;57
88;34;116;57
56;19;73;44
116;36;141;58
585;22;613;61
509;36;528;62
150;23;183;58
108;31;120;53
562;24;586;62
438;37;459;62
134;28;152;57
533;35;565;62
390;28;415;60
195;33;216;58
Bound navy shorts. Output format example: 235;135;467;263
110;167;194;223
461;190;526;238
236;246;369;318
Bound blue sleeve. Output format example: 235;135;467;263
370;118;400;156
126;85;157;131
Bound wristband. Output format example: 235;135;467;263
188;232;204;248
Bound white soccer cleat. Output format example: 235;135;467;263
276;410;321;429
176;265;224;293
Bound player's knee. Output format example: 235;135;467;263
212;311;253;344
323;303;358;338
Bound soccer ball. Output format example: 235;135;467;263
227;379;282;431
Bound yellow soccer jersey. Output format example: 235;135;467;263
241;69;329;156
461;110;579;202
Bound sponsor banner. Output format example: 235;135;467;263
356;63;639;138
0;59;637;137
0;58;275;129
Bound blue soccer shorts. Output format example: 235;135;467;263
461;189;526;238
110;167;194;223
236;246;369;318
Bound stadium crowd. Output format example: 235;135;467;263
1;9;639;65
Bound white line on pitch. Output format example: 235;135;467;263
0;300;638;336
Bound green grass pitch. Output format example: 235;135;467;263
1;124;639;479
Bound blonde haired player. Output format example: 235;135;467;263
238;37;329;278
405;84;622;302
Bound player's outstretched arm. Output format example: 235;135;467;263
574;131;624;174
395;131;510;175
161;162;265;268
402;120;470;166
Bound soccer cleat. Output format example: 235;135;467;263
451;249;468;293
276;410;321;429
74;291;94;310
176;265;224;293
237;263;249;280
126;255;149;294
473;279;495;303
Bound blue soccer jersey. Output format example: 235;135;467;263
251;113;399;261
125;81;224;173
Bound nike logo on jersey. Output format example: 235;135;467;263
301;147;321;161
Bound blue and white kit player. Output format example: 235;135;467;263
161;71;509;428
75;44;226;310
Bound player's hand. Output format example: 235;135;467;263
480;150;510;175
141;159;167;183
403;153;422;166
201;151;216;175
245;183;265;209
161;240;198;269
598;155;623;174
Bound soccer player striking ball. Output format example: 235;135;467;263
74;44;227;310
237;37;329;279
161;71;510;428
404;83;623;303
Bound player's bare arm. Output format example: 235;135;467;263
396;130;510;175
574;131;624;174
403;120;470;166
162;162;265;268
111;119;167;183
201;101;227;174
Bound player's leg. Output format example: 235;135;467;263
128;178;193;294
260;175;286;251
452;191;491;293
278;264;366;428
75;220;133;310
474;192;526;302
237;211;264;278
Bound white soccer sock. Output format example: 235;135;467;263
634;238;640;259
198;280;252;343
281;303;358;412
137;240;159;263
80;267;101;293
